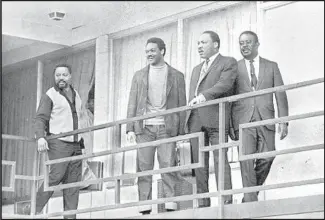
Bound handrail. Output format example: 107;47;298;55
3;178;323;219
2;77;324;219
43;132;206;191
1;78;323;142
1;77;323;142
2;77;319;141
2;134;35;142
45;132;202;165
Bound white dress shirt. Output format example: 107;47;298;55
244;55;260;82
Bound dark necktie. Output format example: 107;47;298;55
250;60;258;90
195;58;210;96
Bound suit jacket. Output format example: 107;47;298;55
231;57;289;131
126;63;186;137
185;54;238;131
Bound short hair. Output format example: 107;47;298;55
202;30;220;49
53;63;72;75
239;31;259;43
146;37;166;56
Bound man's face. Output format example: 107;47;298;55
145;43;164;65
54;67;71;89
197;33;218;59
239;33;259;60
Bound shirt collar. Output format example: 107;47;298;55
206;52;219;64
245;55;260;63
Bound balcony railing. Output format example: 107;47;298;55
2;77;324;219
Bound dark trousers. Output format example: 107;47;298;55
36;139;82;219
136;125;179;211
188;110;233;207
236;109;275;202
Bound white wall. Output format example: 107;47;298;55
72;1;215;44
260;1;324;199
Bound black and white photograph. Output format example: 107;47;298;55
1;1;324;219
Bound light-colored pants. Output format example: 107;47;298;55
136;124;178;212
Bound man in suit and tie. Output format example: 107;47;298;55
126;37;186;214
230;30;289;202
185;31;238;207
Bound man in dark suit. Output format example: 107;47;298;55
230;31;289;202
185;31;238;207
126;37;186;214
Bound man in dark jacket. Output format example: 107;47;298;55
126;37;186;214
230;31;289;202
185;31;238;207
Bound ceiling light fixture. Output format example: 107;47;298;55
48;11;65;21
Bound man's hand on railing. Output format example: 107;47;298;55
176;140;189;148
188;94;206;106
278;123;289;140
37;137;49;152
229;127;238;141
126;131;137;144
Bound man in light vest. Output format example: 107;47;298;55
33;63;84;219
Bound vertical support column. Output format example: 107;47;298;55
93;35;111;218
30;60;44;216
93;35;111;170
218;102;226;218
36;60;44;108
107;38;116;180
256;1;265;53
107;38;122;190
177;18;185;73
115;124;121;204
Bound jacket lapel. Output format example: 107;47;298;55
256;57;266;90
141;65;149;99
206;53;221;75
190;63;203;99
166;64;173;97
238;59;253;91
194;62;204;85
196;53;221;88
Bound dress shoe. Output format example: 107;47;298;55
22;203;31;215
141;210;151;215
224;200;232;205
22;203;42;215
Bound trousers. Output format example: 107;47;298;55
136;124;179;212
36;138;82;219
236;108;275;202
188;109;233;207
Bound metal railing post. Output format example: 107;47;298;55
30;150;39;216
218;102;226;218
1;78;323;219
115;124;122;204
30;60;44;216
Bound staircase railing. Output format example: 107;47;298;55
2;77;324;219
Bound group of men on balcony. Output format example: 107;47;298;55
125;30;288;214
33;30;288;218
